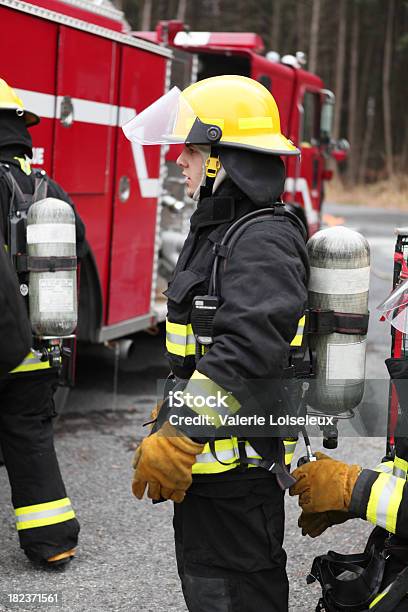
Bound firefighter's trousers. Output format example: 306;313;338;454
174;475;289;612
0;372;79;561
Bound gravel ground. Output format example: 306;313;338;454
0;401;384;612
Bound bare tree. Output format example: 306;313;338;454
308;0;321;73
296;0;306;52
332;0;346;141
141;0;152;31
383;0;395;178
358;97;376;183
177;0;187;21
270;0;281;50
346;2;359;185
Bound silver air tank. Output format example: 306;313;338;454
307;226;370;414
27;198;77;336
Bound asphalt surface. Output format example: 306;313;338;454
0;202;406;611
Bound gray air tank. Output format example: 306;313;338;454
307;226;370;414
27;197;77;336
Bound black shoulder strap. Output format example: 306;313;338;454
32;168;48;202
209;204;307;295
0;163;28;214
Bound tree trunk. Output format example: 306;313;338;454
332;0;346;141
308;0;321;74
270;0;281;51
296;1;305;52
383;0;395;179
346;2;359;186
177;0;187;22
358;97;376;184
141;0;152;31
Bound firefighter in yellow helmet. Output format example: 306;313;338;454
0;78;86;566
123;75;308;611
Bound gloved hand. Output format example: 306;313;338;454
298;510;351;538
289;451;362;513
132;421;204;503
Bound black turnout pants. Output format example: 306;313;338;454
0;372;79;561
174;475;289;612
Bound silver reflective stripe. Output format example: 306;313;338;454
196;448;236;464
166;331;196;345
195;443;260;464
16;503;73;524
375;477;400;529
184;380;234;419
393;466;407;479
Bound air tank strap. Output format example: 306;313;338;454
15;255;77;273
307;309;369;335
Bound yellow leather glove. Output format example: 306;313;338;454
132;421;204;503
289;451;362;513
298;510;351;538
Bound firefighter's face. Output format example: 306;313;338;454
177;145;204;198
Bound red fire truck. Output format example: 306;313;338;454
0;0;338;351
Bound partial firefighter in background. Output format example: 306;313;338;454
289;227;408;612
0;78;86;568
0;226;31;378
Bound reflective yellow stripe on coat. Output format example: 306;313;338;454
15;498;75;531
366;473;405;533
10;351;52;374
193;438;262;474
166;320;196;357
166;315;305;356
290;315;305;348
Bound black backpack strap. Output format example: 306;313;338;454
0;163;28;214
32;168;48;202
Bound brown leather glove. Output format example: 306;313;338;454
132;421;204;503
289;451;362;513
298;510;351;538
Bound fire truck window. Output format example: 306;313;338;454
258;75;272;91
301;91;320;145
197;53;250;81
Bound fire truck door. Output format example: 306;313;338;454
107;47;167;325
298;89;322;234
53;27;117;307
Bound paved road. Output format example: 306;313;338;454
0;203;406;611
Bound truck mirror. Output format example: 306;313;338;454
320;89;335;144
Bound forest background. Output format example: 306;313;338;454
114;0;407;206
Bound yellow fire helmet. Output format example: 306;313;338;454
0;78;40;127
122;74;300;156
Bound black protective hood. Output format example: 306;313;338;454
218;148;285;207
0;111;33;159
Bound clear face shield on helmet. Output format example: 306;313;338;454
377;278;408;332
122;86;222;146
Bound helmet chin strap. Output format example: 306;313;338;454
199;146;220;199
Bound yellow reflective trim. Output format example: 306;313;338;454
166;319;193;337
394;456;408;476
366;474;386;525
386;477;405;533
238;116;273;130
192;437;261;474
290;315;305;347
191;370;210;381
13;156;31;175
369;589;389;609
374;461;394;473
10;351;51;374
16;511;75;531
166;338;196;357
15;497;71;516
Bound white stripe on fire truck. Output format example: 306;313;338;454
13;90;160;198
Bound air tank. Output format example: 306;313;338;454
27;197;77;336
307;226;370;414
